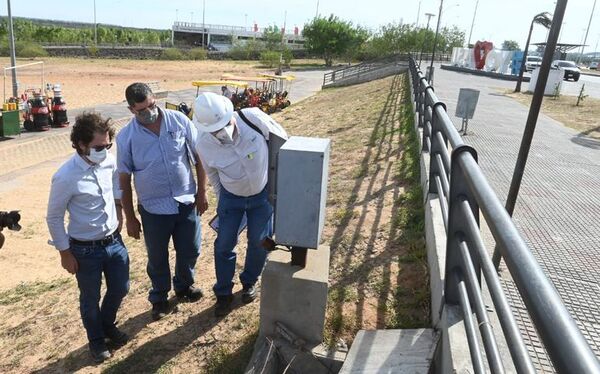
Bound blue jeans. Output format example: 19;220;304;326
70;234;129;346
139;202;201;303
214;187;272;296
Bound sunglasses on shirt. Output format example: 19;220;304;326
91;143;113;152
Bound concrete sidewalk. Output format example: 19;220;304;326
433;66;600;371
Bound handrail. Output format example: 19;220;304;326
323;55;410;87
407;56;600;373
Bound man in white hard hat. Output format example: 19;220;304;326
193;92;287;317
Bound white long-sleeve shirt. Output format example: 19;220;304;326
46;152;122;251
195;108;288;199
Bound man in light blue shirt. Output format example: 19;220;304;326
117;83;208;320
47;112;129;363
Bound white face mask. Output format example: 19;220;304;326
214;123;235;144
87;148;108;164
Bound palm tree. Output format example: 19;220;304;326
515;12;553;92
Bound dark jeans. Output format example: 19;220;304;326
213;187;272;296
138;203;201;304
70;234;129;346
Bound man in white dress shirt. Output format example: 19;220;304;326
47;113;129;363
193;92;288;317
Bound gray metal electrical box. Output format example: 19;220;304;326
275;136;330;249
455;88;480;119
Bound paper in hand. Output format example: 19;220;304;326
209;213;247;236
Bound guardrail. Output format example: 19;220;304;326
408;56;600;373
322;55;410;87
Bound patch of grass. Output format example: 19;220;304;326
205;329;258;374
0;278;71;306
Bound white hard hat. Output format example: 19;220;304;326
193;92;234;132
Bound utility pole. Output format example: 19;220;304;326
7;0;17;98
419;13;435;66
578;0;597;63
467;0;479;47
93;0;97;45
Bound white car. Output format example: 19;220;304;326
590;61;598;70
525;56;543;71
552;60;581;81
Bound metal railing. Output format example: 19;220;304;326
322;55;410;87
408;56;600;373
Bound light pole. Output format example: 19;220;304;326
493;0;568;269
93;0;97;45
467;0;479;47
416;0;422;26
429;0;444;76
419;13;435;66
202;0;206;47
515;12;552;92
315;0;319;18
578;0;597;63
6;0;17;98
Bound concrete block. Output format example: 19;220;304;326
259;245;330;345
339;329;439;374
424;193;448;327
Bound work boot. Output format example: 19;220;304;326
151;301;170;321
214;295;234;317
241;284;257;304
104;326;129;346
175;286;204;302
89;341;111;363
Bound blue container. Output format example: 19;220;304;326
511;51;524;75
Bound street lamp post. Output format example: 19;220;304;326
493;0;568;269
202;0;206;47
93;0;97;45
515;12;552;93
6;0;17;98
419;13;435;66
578;0;597;63
429;0;445;77
467;0;479;47
416;0;422;26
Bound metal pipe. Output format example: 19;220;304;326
455;272;486;374
435;131;451;172
435;153;450;199
458;151;600;373
458;238;505;374
434;175;448;230
460;199;536;373
433;104;464;148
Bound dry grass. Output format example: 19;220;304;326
504;90;600;139
0;73;429;373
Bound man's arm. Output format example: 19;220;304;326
194;152;209;215
119;172;142;239
112;158;123;231
46;173;79;274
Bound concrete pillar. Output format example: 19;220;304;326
259;245;330;345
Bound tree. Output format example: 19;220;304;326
303;15;365;66
262;26;282;51
502;40;520;51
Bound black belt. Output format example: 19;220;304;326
70;230;119;247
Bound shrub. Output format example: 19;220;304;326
260;51;281;68
187;47;207;60
160;48;185;60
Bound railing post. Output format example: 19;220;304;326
445;145;480;305
428;101;448;195
422;106;432;153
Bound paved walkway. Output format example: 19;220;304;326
433;66;600;371
0;69;328;176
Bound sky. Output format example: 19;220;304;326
2;0;600;53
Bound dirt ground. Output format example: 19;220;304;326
0;72;429;373
0;57;266;109
504;90;600;139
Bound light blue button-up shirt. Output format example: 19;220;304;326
116;108;197;215
47;152;122;251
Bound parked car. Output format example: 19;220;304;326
590;61;598;70
525;56;543;71
552;60;581;81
